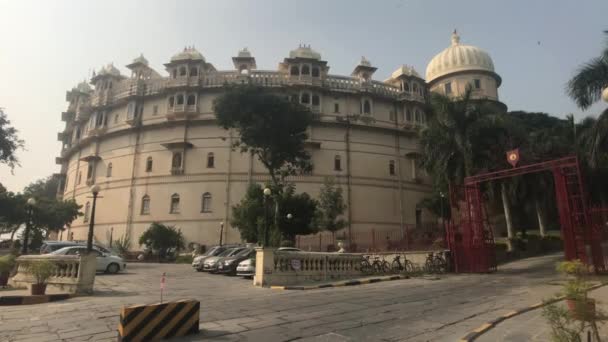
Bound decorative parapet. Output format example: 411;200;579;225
9;254;97;295
253;248;363;287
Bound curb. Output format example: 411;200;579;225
0;293;73;306
270;274;410;290
458;282;608;342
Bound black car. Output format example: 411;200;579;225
216;248;256;275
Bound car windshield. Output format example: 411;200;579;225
236;248;253;257
227;248;244;256
218;248;236;257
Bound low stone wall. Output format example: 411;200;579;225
254;248;363;287
9;254;97;294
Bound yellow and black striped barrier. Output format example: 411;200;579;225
118;299;200;342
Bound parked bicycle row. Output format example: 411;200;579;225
360;252;448;275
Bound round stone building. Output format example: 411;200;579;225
55;32;504;248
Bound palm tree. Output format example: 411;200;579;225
567;30;608;168
420;88;523;250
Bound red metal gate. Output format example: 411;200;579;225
446;156;608;274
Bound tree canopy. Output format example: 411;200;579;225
316;177;347;236
138;222;185;256
0;108;23;170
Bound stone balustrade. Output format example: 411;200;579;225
253;248;363;287
9;254;97;294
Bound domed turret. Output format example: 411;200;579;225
425;30;504;110
171;46;205;62
289;44;322;60
75;81;92;94
425;30;497;84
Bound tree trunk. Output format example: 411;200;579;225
9;226;19;242
535;198;547;238
501;182;514;252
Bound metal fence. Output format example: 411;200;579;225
295;225;445;253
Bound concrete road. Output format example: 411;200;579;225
0;254;567;342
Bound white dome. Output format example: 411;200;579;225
75;81;92;93
237;48;252;58
289;45;321;60
425;31;495;83
99;63;121;77
171;47;205;62
132;54;149;66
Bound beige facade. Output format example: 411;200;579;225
55;33;503;248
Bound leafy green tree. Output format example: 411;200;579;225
214;86;313;186
316;177;347;239
0;108;24;170
138;222;185;260
276;184;319;242
231;184;265;243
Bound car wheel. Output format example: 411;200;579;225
106;263;120;274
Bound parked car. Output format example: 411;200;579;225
201;247;246;273
236;257;255;278
217;248;256;275
49;246;126;274
40;241;111;254
192;245;236;271
236;247;301;278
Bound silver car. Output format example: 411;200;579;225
202;247;245;272
236;258;255;278
50;246;126;274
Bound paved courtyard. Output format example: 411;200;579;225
0;254;583;342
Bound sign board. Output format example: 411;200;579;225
506;148;520;168
290;259;301;271
160;272;166;290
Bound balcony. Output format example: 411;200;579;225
61;111;75;122
57;131;67;141
165;105;198;120
171;167;184;175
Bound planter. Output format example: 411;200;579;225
0;272;8;287
566;298;596;321
31;283;47;296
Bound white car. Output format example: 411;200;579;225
236;247;301;278
49;246;126;274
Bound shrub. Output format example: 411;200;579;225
139;222;185;261
0;254;16;273
175;255;194;264
27;260;55;285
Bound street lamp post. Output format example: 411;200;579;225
219;221;224;246
21;198;37;254
86;185;101;253
263;188;271;247
439;192;445;229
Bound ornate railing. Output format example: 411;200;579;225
9;254;96;294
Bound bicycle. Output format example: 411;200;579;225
391;254;414;274
424;252;447;274
371;256;390;274
361;255;374;274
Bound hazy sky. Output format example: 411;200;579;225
0;0;607;192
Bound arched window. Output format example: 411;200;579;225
404;83;410;92
86;164;93;179
145;157;153;172
106;163;113;177
179;67;187;76
239;65;248;73
172;69;177;79
301;65;310;75
363;100;371;114
189;67;198;77
84;202;90;222
141;195;150;215
187;94;196;106
201;192;212;212
389;160;395;175
301;93;310;104
172;152;182;169
413;83;418;93
312;94;320;106
405;108;412;122
176;94;184;105
312;67;320;77
290;66;299;76
75;128;81;140
420;111;426;124
170;194;180;213
414;109;421;123
334;155;342;171
207;152;214;168
168;96;175;108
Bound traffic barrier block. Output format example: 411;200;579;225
118;299;199;341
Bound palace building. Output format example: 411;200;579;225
55;31;504;247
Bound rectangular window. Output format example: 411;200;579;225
389;160;395;175
444;82;452;94
170;197;180;214
334;103;340;113
153;105;158;115
389;111;395;122
334;156;341;171
474;79;481;89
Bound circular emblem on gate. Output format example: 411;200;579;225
508;153;517;161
